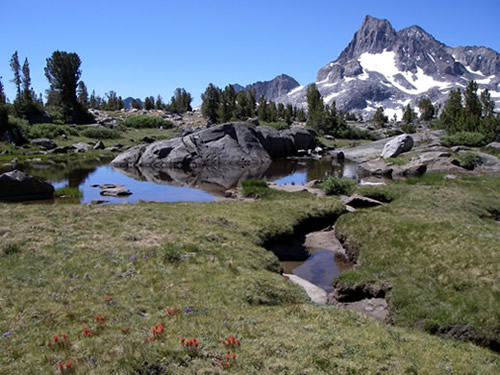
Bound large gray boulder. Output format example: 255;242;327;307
111;123;316;169
381;134;414;159
31;138;57;150
0;169;54;202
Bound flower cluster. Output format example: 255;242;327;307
220;351;237;368
166;308;179;316
77;327;93;338
47;334;70;347
180;337;199;350
95;315;105;324
221;335;241;347
145;323;164;342
58;361;72;372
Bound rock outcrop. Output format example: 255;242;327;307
111;122;317;169
0;169;54;202
381;134;414;158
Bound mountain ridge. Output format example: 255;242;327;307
246;15;500;119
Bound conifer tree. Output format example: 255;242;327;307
21;58;33;103
155;95;163;110
439;89;463;134
257;95;268;122
77;81;89;107
201;83;221;124
0;77;6;104
10;51;21;100
306;83;326;132
402;104;415;124
373;107;388;128
418;98;435;121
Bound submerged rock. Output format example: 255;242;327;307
94;184;132;197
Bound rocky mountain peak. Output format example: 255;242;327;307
234;74;300;101
337;15;398;62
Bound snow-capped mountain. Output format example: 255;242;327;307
277;15;500;119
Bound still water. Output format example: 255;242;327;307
4;156;359;204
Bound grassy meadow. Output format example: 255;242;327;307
0;185;499;374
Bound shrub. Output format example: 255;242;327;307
442;131;487;147
336;126;375;140
322;177;356;195
454;152;481;170
81;127;121;139
400;123;416;134
241;179;269;198
122;115;173;129
25;123;79;139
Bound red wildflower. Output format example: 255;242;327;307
65;361;71;368
53;335;59;342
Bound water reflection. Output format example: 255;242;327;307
3;155;359;204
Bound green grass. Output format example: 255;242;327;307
120;115;173;129
336;173;500;349
0;191;498;373
241;179;270;198
54;187;83;198
258;121;290;130
322;177;356;195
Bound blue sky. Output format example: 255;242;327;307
2;0;500;106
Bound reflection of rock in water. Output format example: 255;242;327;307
112;163;270;196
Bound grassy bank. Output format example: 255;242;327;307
1;190;498;374
336;174;500;349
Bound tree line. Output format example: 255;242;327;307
0;50;195;129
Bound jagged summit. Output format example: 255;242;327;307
273;15;500;119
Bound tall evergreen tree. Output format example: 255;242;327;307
418;98;435;121
0;77;6;104
77;81;89;107
144;96;154;110
9;51;21;100
21;58;33;103
155;95;163;110
89;90;97;109
201;83;221;124
306;83;326;132
373;107;388;128
235;90;250;120
169;88;192;113
247;88;256;117
439;89;463;134
44;51;90;123
402;104;415;124
257;95;268;122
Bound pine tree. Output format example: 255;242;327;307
155;95;163;110
235;90;249;120
306;84;326;133
89;90;97;109
373;107;388;128
402;104;415;124
418;98;435;121
247;88;256;117
0;77;6;104
284;104;294;125
439;89;463;134
77;81;89;107
268;101;277;122
144;96;154;110
201;83;221;124
257;95;268;122
10;51;21;100
21;58;33;103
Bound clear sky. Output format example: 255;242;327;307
2;0;500;106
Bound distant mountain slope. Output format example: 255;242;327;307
234;74;300;101
274;15;500;119
123;97;143;109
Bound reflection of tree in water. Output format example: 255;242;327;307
17;157;112;187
